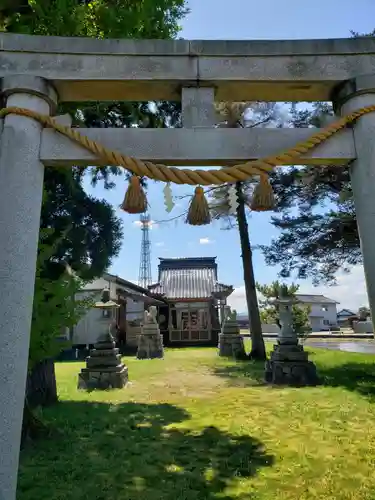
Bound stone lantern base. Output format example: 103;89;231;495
264;342;320;386
136;332;164;359
78;365;128;390
218;318;247;359
218;333;247;359
78;335;128;390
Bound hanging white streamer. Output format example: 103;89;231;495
163;183;175;213
227;184;238;215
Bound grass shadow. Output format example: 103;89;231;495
18;400;274;500
315;359;375;400
213;359;267;387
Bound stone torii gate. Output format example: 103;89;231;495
1;33;375;499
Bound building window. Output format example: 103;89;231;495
323;319;330;325
102;309;112;319
322;306;328;312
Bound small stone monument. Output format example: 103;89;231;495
218;306;246;359
264;288;319;386
78;288;128;390
136;305;164;359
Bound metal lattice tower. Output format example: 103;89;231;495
138;211;152;289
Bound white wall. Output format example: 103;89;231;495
82;276;117;300
72;289;147;344
72;290;112;344
307;303;337;331
126;297;145;321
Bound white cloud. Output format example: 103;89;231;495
155;242;165;247
227;286;248;313
199;237;214;245
298;265;368;311
228;265;369;314
133;220;158;229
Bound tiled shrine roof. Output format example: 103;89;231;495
148;257;233;300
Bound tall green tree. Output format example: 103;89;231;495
261;29;375;285
23;226;95;445
209;102;281;360
2;0;187;280
3;0;189;441
262;102;359;285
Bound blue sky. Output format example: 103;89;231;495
84;0;374;312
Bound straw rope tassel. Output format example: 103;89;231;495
250;174;275;212
120;175;147;214
186;186;211;225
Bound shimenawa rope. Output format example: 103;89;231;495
1;105;374;224
1;105;374;186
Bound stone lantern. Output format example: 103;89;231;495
218;306;247;359
78;287;128;389
264;291;319;386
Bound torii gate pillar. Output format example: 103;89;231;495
0;76;57;500
333;75;375;330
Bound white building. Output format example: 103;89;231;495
72;272;163;347
295;294;339;331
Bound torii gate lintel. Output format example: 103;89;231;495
1;33;375;500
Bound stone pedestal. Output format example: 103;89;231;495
78;333;128;390
136;322;164;359
218;319;246;359
265;294;320;386
265;342;320;386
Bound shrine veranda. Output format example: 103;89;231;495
1;32;375;500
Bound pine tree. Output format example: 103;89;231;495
262;102;359;285
260;29;374;285
209;102;280;360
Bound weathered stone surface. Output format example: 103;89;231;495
0;76;58;500
78;366;128;390
41;127;355;168
2;33;375;102
90;347;120;356
136;333;164;360
86;354;122;367
222;320;240;334
81;365;125;373
93;341;116;349
273;343;304;352
339;89;375;339
218;333;246;359
265;343;320;386
78;332;128;390
270;350;308;362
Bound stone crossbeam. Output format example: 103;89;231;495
40;127;355;167
1;33;375;102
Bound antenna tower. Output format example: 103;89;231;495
138;211;152;289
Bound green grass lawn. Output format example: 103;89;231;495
18;343;375;500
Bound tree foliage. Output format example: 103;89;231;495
30;227;94;369
207;102;283;360
1;0;186;281
261;102;360;284
358;306;371;321
261;29;375;284
209;101;281;227
256;281;311;334
0;0;187;38
41;169;123;280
